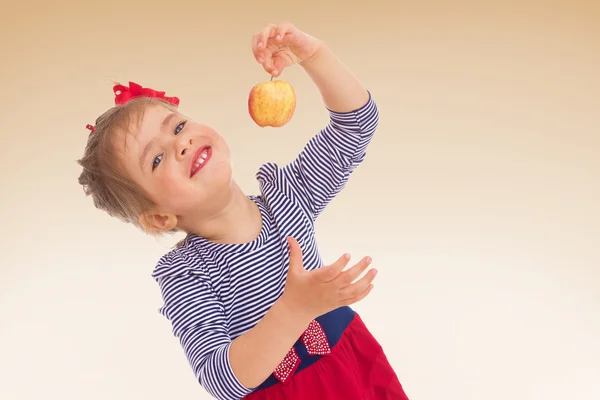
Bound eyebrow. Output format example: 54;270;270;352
161;112;177;130
139;112;177;170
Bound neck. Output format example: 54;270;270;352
180;181;262;245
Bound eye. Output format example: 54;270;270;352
175;121;186;135
152;154;163;171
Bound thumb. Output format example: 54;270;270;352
271;56;287;77
286;236;304;274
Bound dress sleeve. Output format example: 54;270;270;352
281;91;379;221
154;254;252;400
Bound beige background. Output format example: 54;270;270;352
1;0;599;399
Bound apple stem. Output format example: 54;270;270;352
270;75;273;81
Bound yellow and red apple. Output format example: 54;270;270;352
248;78;296;127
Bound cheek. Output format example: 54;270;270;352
213;139;231;163
149;170;182;203
158;171;182;193
207;129;228;151
153;186;186;212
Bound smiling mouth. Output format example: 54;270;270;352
190;146;212;177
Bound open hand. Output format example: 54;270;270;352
280;237;377;322
251;22;323;78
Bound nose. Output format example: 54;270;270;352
175;135;193;161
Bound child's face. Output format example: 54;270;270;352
120;103;233;231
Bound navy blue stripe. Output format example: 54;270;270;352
253;306;356;392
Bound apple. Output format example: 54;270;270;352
248;78;296;127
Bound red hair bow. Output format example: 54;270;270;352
86;81;180;133
113;81;180;107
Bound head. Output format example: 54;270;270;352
77;88;233;235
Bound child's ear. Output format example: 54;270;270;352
139;211;178;232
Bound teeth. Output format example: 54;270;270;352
192;148;209;174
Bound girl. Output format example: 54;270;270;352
78;22;409;400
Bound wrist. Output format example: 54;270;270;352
299;40;328;68
277;293;315;328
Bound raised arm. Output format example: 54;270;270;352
277;93;378;221
300;41;371;114
252;22;380;221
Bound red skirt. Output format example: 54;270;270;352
243;313;409;400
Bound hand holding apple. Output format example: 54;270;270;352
248;77;296;128
251;21;323;78
248;22;322;127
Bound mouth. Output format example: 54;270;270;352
190;146;212;177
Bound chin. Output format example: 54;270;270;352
196;156;232;188
187;166;235;216
211;160;233;187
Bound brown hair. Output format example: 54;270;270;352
77;97;177;231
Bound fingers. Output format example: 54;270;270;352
251;33;263;64
338;268;378;300
336;256;373;286
261;48;276;75
274;21;295;42
259;23;278;49
339;283;375;307
271;56;289;77
251;23;276;62
314;253;352;282
251;22;296;76
286;237;304;274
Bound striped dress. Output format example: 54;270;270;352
152;93;379;400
